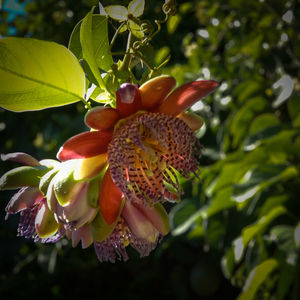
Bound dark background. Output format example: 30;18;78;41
0;0;299;299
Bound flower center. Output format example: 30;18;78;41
108;112;201;206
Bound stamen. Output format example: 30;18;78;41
125;167;130;182
108;112;201;206
176;154;185;160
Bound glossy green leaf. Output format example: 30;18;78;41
259;194;289;218
233;165;298;203
69;14;113;72
105;5;128;21
170;198;206;236
242;206;286;248
287;94;300;127
221;247;235;279
0;37;85;112
230;97;267;148
276;264;296;300
243;125;287;151
128;0;145;17
237;259;278;300
233;80;264;104
271;225;296;254
249;113;280;135
294;222;300;249
167;15;181;35
207;187;235;217
80;8;106;89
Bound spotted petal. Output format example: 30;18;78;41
99;168;123;224
57;130;113;161
85;106;120;130
139;75;176;110
156;80;219;116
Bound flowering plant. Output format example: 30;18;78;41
0;0;218;262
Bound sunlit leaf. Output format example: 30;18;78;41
230;97;267;148
0;37;85;112
221;247;235;279
242;206;286;248
258;194;289;218
69;14;113;72
249;113;280;135
233;165;298;203
128;19;144;38
80;8;107;89
128;0;145;17
207;187;235;217
105;5;128;21
167;15;181;35
237;259;278;300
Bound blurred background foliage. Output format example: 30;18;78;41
0;0;300;299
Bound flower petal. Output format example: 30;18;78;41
139;75;176;110
57;130;113;161
99;168;123;224
1;152;40;166
156;80;219;116
85;106;120;130
178;111;204;131
73;153;108;181
72;224;93;249
56;182;89;223
135;202;170;236
5;187;41;218
122;200;159;243
116;83;142;118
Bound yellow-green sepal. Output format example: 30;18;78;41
52;161;77;207
35;200;60;238
0;166;49;190
90;197;125;242
88;177;100;208
153;203;170;235
39;168;59;196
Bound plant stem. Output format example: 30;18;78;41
110;22;125;50
119;31;133;72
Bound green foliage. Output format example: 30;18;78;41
0;0;299;299
0;37;86;111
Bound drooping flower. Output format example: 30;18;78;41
57;75;219;261
1;75;219;262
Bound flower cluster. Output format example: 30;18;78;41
0;76;219;262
